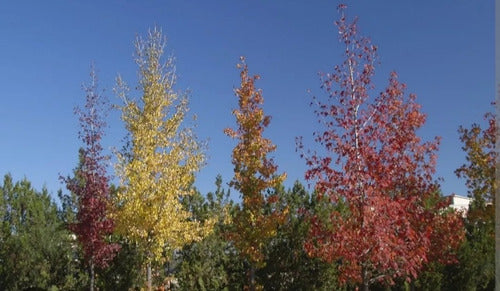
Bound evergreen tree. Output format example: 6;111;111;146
177;175;245;291
0;174;86;290
258;181;343;290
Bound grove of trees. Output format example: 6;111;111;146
0;5;494;291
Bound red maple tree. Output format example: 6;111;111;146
62;67;120;291
298;6;463;289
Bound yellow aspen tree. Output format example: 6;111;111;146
224;57;287;291
113;28;213;290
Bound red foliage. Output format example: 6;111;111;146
62;68;119;269
425;196;464;265
299;5;463;287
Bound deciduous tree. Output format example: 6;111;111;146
113;28;212;291
298;6;462;290
450;108;496;289
62;67;119;291
224;57;286;291
456;109;496;216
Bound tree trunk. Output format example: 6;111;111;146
249;264;256;291
147;261;152;291
89;260;95;291
361;267;369;291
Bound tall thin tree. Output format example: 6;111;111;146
452;107;496;289
224;57;287;291
113;28;213;291
62;66;119;291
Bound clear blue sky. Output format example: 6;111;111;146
0;1;494;202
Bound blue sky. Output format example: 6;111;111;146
0;1;494;202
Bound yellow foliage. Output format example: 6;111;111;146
113;28;212;263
